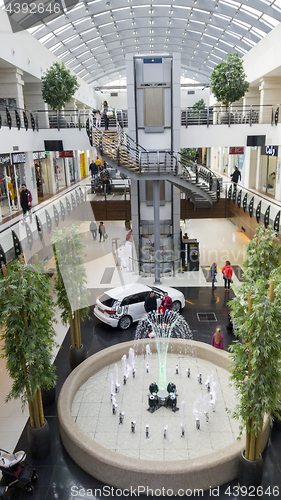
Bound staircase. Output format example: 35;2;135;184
91;125;221;209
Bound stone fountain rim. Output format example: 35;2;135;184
58;339;270;492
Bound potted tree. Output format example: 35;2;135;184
41;62;80;128
210;52;249;123
0;260;57;458
229;226;281;487
188;98;206;124
51;225;89;370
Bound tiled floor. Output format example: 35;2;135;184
0;205;280;499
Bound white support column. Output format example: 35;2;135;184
23;82;49;128
0;68;25;109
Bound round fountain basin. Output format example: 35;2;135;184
58;339;270;493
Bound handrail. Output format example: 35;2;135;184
181;103;281;127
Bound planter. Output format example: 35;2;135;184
238;450;263;488
41;385;56;407
69;344;85;370
27;419;51;459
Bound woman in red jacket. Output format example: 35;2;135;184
222;260;233;291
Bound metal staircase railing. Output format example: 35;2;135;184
91;122;221;207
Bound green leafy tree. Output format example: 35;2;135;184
0;261;57;429
229;226;281;462
51;225;89;351
41;62;80;111
180;148;197;165
210;52;249;109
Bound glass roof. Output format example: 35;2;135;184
2;0;281;86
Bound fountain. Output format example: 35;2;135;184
58;312;270;493
135;311;192;413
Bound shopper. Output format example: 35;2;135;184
101;100;110;130
210;262;217;288
230;166;241;185
160;292;173;315
90;221;97;240
20;183;32;224
145;291;157;313
98;221;106;242
222;260;233;291
89;161;97;178
211;328;223;350
95;110;101;128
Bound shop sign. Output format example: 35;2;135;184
12;152;25;163
261;146;278;157
0;153;11;166
33;151;47;160
59;151;74;158
229;147;244;155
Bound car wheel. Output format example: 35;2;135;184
118;315;132;330
172;300;181;312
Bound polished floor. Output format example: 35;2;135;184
0;211;280;499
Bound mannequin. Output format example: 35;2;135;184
6;175;16;210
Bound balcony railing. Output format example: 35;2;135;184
181;104;280;127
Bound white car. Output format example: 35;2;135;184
94;283;185;330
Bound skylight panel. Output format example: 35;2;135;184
250;27;266;39
57;50;70;59
241;37;255;48
232;19;251;30
54;24;72;35
240;5;262;19
220;0;240;8
50;42;63;52
272;0;281;13
261;14;279;28
213;13;232;22
40;33;55;44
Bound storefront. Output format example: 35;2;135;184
33;151;51;198
0;153;11;218
59;151;76;184
259;145;278;196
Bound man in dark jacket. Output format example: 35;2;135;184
145;291;157;313
230;166;241;184
20;183;32;224
89;161;98;178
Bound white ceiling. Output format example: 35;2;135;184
5;0;281;86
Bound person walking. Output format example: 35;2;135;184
144;291;157;313
210;262;217;288
222;260;233;291
101;100;109;130
160;292;173;315
230;166;241;185
90;221;97;240
89;161;97;179
211;328;223;350
98;221;106;242
20;183;32;224
95;110;101;128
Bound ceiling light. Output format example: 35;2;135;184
110;13;114;18
149;19;154;24
168;19;172;24
150;37;154;41
130;10;134;15
114;24;117;29
169;10;173;14
106;1;110;5
179;47;182;50
164;45;168;48
85;7;89;12
150;44;153;48
135;39;138;42
149;7;154;14
165;38;169;42
133;30;137;35
149;29;154;34
166;29;170;34
117;33;120;37
132;20;136;25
